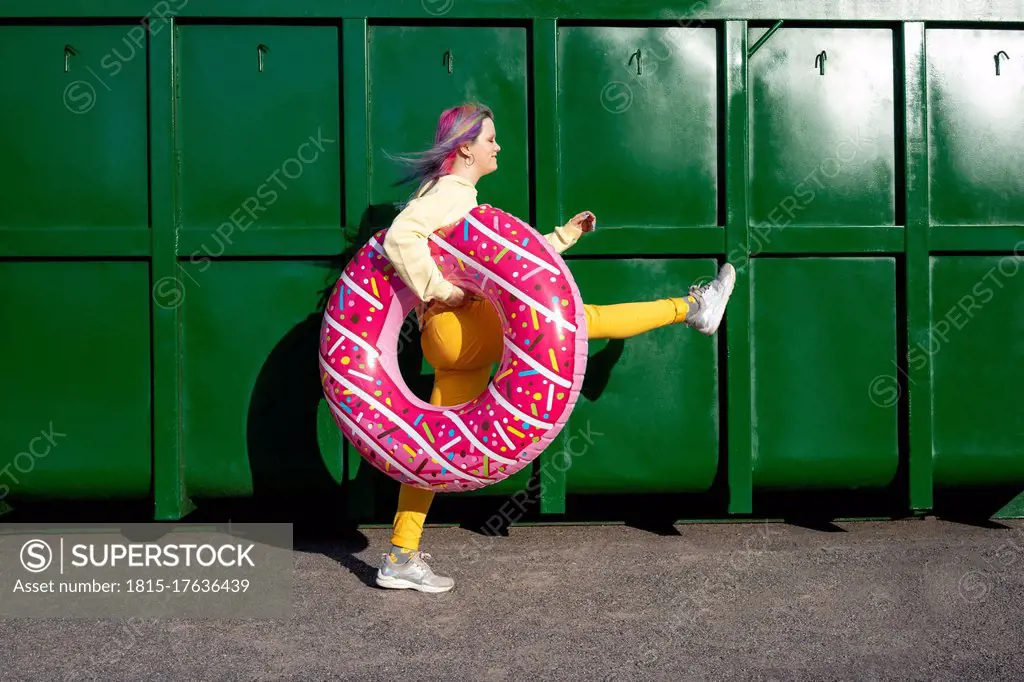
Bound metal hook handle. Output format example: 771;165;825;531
629;48;642;76
814;50;827;75
257;44;268;73
443;49;453;74
64;44;77;72
995;50;1009;76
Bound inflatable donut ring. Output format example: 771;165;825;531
318;204;588;493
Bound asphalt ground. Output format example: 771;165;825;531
1;518;1022;681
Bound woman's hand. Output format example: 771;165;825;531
567;211;596;233
440;285;467;308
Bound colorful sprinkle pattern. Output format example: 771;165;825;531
318;205;588;493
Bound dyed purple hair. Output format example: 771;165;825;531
388;102;494;201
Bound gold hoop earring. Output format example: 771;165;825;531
464;154;475;168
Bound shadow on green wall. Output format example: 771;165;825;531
231;205;410;581
242;205;432;523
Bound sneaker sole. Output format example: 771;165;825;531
375;572;454;594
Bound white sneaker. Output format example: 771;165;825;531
685;263;736;336
375;551;454;593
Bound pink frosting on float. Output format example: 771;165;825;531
318;204;588;493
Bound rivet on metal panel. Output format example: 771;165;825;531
815;50;827;75
63;44;77;72
257;44;269;72
995;50;1009;76
443;49;453;74
629;48;642;76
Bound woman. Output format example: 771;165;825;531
375;102;735;593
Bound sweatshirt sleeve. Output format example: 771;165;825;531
382;194;457;304
543;222;584;254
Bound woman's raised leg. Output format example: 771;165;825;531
584;263;736;340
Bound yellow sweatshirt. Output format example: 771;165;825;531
382;174;583;303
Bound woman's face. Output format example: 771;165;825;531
463;117;501;176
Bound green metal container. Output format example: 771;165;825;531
1;1;1022;522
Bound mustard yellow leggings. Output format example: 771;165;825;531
390;296;691;550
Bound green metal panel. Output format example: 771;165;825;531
367;24;530;221
926;28;1024;226
150;17;191;521
0;25;148;230
556;25;720;227
0;262;151;498
565;258;720;494
176;24;342;235
931;256;1024;487
533;18;569;514
181;260;343;498
751;257;899;489
1;2;1024;521
902;22;933;513
723;20;753;514
748;26;897;227
340;18;374;520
